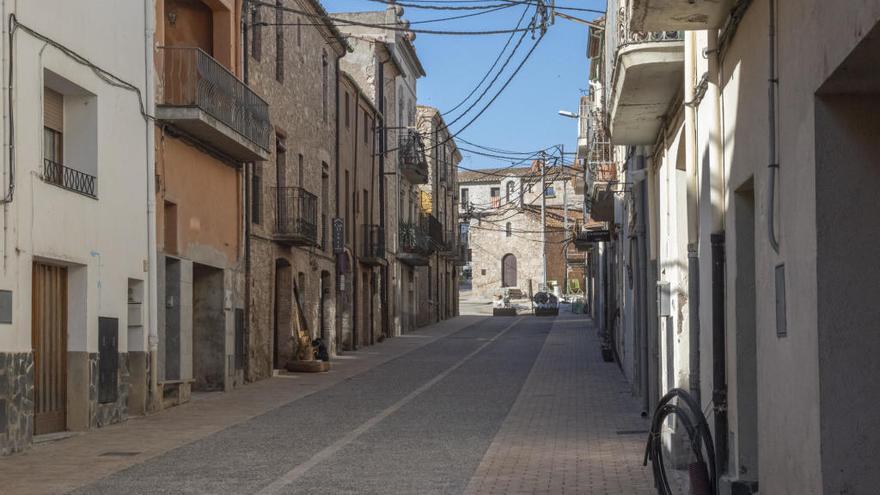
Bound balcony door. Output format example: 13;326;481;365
164;0;213;54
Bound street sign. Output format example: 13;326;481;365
332;218;344;253
580;229;610;243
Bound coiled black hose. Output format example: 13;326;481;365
644;388;717;495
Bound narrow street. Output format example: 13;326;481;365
0;314;652;495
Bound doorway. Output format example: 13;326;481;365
502;253;517;288
320;270;330;344
362;272;370;347
32;262;68;435
733;179;758;481
273;260;292;370
192;263;224;391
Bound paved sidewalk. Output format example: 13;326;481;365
0;316;482;495
464;313;654;495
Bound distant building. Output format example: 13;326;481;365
458;164;584;299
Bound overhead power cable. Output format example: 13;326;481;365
251;0;537;35
442;4;532;115
257;2;517;28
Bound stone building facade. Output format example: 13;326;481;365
459;165;583;300
244;0;348;375
416;106;462;324
335;6;428;336
337;72;383;350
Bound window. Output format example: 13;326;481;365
322;168;329;250
344;170;350;242
322;52;329;122
275;0;284;82
43;87;63;164
363;110;369;144
296;16;302;47
251;8;262;60
506;182;514;203
545;185;557;198
298;153;304;187
490;187;500;197
506;222;512;237
252;165;262;225
345;92;350;129
276;134;287;187
460;188;469;206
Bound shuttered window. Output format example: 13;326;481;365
43;88;63;163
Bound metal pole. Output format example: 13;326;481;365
541;155;547;288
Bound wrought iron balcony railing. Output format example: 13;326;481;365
438;230;456;255
43;159;97;198
398;130;428;184
274;187;317;245
425;214;444;246
157;46;271;152
360;224;385;264
399;221;433;257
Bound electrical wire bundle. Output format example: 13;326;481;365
644;388;717;495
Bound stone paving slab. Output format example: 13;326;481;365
464;313;654;495
0;316;483;495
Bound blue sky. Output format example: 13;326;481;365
322;1;603;169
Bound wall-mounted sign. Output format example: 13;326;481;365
580;229;610;243
332;218;344;253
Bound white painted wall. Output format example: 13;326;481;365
0;0;152;357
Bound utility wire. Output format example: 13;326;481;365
251;0;536;35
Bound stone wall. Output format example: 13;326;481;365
92;353;130;428
0;352;33;456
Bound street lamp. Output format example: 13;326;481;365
558;110;579;119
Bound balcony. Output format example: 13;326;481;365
607;4;684;145
565;243;586;266
438;230;456;257
156;47;270;162
629;0;736;32
572;221;611;250
453;243;470;267
42;159;97;198
360;225;385;266
398;130;429;184
274;187;318;246
398;220;433;266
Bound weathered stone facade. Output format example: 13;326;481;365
92;353;131;428
0;353;33;456
245;0;347;376
460;164;585;299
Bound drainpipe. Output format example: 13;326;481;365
634;149;649;414
767;0;780;253
241;0;253;379
144;0;160;412
377;61;388;339
684;31;701;404
711;232;728;480
334;56;340;352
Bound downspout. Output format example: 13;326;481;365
352;87;359;350
241;0;252;379
684;31;701;404
144;0;160;412
634;149;650;414
707;25;728;479
711;232;728;481
767;0;779;253
377;60;388;339
334;56;340;352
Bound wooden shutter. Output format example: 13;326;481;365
44;88;63;132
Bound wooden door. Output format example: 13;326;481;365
502;254;517;288
32;262;68;435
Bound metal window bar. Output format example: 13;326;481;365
275;186;317;241
398;129;428;170
157;46;271;151
361;225;385;259
399;221;433;255
43;159;97;198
